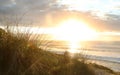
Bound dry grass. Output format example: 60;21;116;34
1;26;119;75
0;27;97;75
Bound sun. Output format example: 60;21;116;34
52;19;98;53
53;19;98;42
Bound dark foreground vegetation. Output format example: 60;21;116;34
0;28;119;75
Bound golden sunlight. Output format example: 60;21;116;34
68;41;80;53
53;19;98;42
52;19;98;53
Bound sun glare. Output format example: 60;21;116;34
68;41;80;53
53;19;98;42
52;19;98;53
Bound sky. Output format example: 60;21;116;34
0;0;120;32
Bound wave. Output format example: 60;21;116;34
85;55;120;63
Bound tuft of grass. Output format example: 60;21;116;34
0;27;96;75
1;27;112;75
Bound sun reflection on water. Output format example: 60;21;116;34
68;41;80;54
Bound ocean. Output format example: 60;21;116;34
40;41;120;72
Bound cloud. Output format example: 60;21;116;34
0;0;58;15
0;0;120;32
104;14;120;31
57;0;120;19
0;0;59;25
0;0;119;16
0;0;14;6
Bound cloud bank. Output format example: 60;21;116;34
0;0;119;31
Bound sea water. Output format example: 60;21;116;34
41;41;120;72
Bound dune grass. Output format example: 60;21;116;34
0;27;96;75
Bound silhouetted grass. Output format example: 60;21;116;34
1;27;117;75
